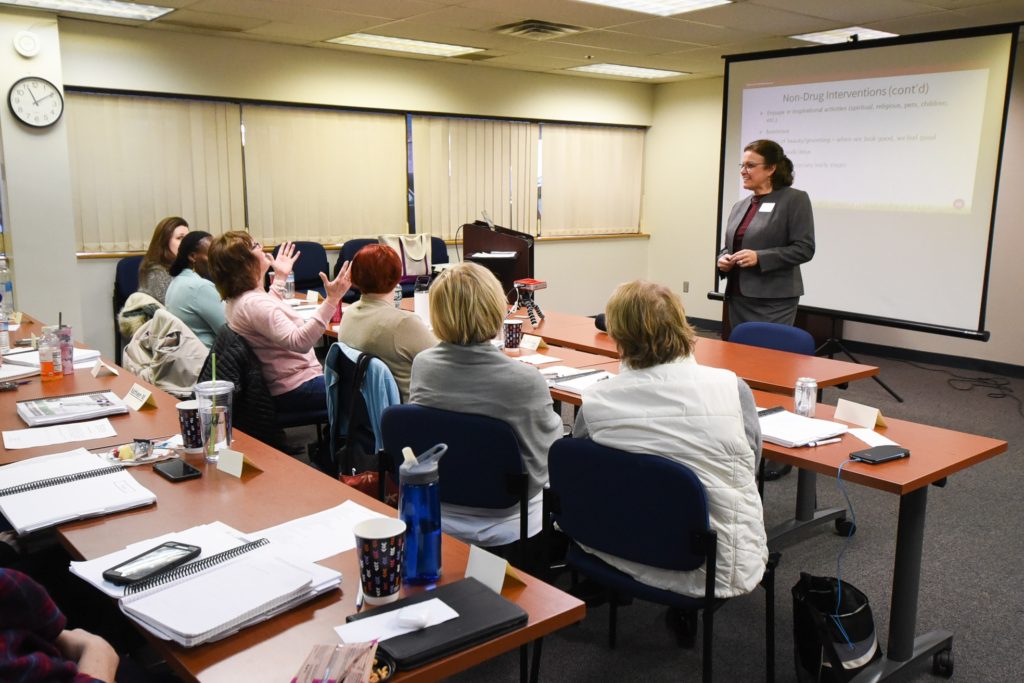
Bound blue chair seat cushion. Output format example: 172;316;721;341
567;543;718;612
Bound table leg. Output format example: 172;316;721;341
848;485;953;682
767;468;847;549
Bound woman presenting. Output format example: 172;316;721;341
718;139;815;330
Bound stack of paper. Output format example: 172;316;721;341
4;347;102;369
16;391;128;427
0;448;155;534
71;522;341;647
0;363;39;382
758;410;848;448
552;370;613;393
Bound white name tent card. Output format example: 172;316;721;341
835;398;888;429
91;359;119;377
124;384;157;411
519;334;543;351
216;449;262;478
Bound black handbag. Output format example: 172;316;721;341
792;572;882;682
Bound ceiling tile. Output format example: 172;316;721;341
608;17;767;46
463;0;649;30
680;2;836;34
552;29;699;54
244;19;383;43
157;9;268;32
752;0;947;24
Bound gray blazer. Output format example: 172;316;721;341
723;186;815;299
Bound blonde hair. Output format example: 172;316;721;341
429;262;507;345
606;280;696;369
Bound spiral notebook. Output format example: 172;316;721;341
0;448;156;534
71;522;341;647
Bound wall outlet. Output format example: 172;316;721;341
683;281;690;293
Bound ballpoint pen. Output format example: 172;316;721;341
355;583;364;612
809;437;842;447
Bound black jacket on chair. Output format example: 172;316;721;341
199;326;287;451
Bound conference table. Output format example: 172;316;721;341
514;309;879;394
2;314;585;682
751;389;1007;679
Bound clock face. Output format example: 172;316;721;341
8;77;64;128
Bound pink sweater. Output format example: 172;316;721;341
225;285;335;396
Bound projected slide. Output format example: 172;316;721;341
720;29;1015;335
741;70;988;212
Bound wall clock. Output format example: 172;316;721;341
8;76;64;128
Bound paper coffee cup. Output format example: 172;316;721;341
353;518;406;605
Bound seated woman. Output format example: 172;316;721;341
207;232;351;413
165;231;225;349
409;262;562;547
337;244;436;401
573;280;767;599
138;217;189;304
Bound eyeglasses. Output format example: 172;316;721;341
251;241;262;252
738;162;768;171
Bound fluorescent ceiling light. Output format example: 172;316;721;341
791;26;898;45
568;63;687;79
327;33;482;57
577;0;731;17
0;0;173;21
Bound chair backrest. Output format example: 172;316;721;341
325;342;386;474
729;321;815;356
112;255;145;365
548;438;711;572
270;241;329;293
430;236;449;265
199;326;286;449
381;404;525;510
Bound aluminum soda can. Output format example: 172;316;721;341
794;377;817;417
393;284;403;308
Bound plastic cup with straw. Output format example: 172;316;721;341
206;353;218;460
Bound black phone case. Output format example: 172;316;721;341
154;460;202;481
850;444;910;464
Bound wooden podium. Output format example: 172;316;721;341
463;221;534;302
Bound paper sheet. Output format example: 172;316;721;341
515;353;560;366
334;598;459;643
2;418;117;449
848;428;898;448
251;501;385;563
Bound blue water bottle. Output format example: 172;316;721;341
399;443;446;584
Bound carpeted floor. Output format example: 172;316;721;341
449;351;1024;682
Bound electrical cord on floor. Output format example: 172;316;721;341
832;458;858;650
893;359;1024;419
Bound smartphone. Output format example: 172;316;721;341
154;459;202;482
102;541;201;585
850;445;910;464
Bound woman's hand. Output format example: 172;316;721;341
270;242;301;283
732;249;759;268
320;260;352;303
717;253;735;272
56;629;119;683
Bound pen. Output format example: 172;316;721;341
355;584;364;612
809;437;842;447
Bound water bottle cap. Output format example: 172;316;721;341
399;443;446;485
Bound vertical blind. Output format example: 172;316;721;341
65;92;645;253
539;124;644;236
66;93;244;251
412;116;539;240
242;105;408;245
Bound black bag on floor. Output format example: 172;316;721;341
792;572;882;682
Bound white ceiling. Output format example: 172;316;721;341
60;0;1024;81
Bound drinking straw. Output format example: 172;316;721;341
207;353;218;457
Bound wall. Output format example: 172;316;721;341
0;12;82;331
0;15;656;358
642;54;1024;367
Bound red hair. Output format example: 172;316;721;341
351;244;402;294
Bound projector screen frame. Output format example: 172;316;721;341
714;23;1019;342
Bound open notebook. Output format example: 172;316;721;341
758;408;849;448
0;448;155;534
71;522;341;647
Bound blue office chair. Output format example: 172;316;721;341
729;322;815;486
268;241;329;297
548;438;779;683
729;322;815;355
380;404;531;565
335;238;376;302
113;255;144;365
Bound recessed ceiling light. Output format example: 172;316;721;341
327;33;483;58
791;26;899;45
568;63;687;79
576;0;731;17
0;0;173;21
